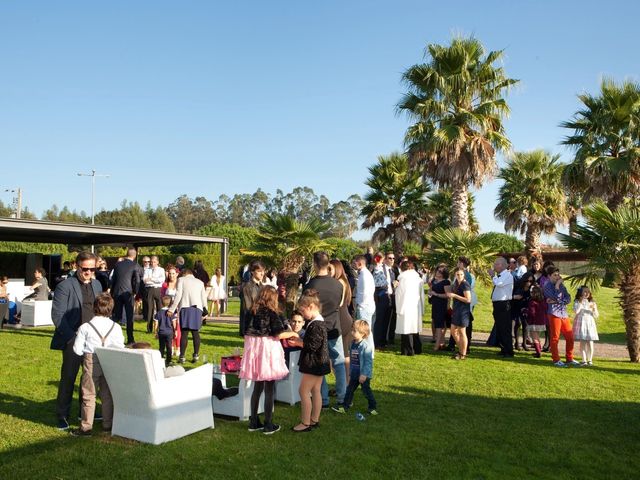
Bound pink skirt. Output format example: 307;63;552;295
239;335;289;381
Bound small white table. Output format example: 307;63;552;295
20;300;54;327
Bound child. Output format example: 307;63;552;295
334;320;377;416
527;284;547;358
71;293;125;436
573;286;599;366
292;289;330;432
240;286;298;435
281;310;305;367
154;295;177;367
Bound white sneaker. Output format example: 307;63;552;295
553;361;566;367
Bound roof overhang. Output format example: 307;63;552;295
0;218;227;247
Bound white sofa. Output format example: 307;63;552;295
95;347;214;445
275;350;302;405
212;370;264;421
20;300;54;327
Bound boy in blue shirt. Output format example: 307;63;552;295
154;295;177;367
333;320;377;416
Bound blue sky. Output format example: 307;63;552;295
1;1;638;240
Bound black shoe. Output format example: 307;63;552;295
321;404;330;409
191;354;199;363
263;423;281;435
70;428;92;437
178;357;186;364
248;418;264;432
291;423;313;433
56;418;70;431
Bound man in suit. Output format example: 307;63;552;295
51;251;102;430
110;247;143;345
168;269;208;363
373;252;395;349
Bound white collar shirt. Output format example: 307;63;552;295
491;271;514;301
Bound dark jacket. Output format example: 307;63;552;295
50;277;102;350
304;275;342;340
239;280;262;335
110;259;143;297
245;307;287;337
298;318;330;376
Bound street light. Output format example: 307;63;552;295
77;169;110;225
4;188;22;219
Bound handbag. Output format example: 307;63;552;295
220;355;242;374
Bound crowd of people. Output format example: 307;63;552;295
22;245;600;436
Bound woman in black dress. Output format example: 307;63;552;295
447;267;471;359
428;265;451;351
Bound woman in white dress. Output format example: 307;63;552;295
395;260;425;356
572;286;599;366
208;268;227;317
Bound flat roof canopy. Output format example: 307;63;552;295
0;218;227;247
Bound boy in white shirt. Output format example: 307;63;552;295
72;293;125;436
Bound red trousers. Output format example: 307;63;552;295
548;314;574;363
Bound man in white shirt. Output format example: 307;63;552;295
72;293;125;436
354;255;376;351
489;257;514;357
143;256;165;333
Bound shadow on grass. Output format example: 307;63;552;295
1;386;639;479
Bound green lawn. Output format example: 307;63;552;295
1;321;638;479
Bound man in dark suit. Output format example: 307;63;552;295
51;251;102;430
110;247;143;345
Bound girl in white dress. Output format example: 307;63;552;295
572;286;599;366
208;268;227;317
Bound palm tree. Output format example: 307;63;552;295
397;36;518;231
425;188;479;234
494;150;567;259
361;152;431;256
241;213;334;315
561;78;640;209
558;201;640;362
424;227;497;282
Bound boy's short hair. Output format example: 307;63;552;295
291;310;304;319
93;293;114;317
352;319;371;338
129;342;152;349
161;295;172;307
249;260;265;272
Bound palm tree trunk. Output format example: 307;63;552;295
568;213;578;238
621;264;640;362
284;272;300;318
450;182;469;231
525;223;542;259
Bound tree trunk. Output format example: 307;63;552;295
524;223;542;260
450;182;469;231
568;213;578;238
284;272;300;318
621;264;640;362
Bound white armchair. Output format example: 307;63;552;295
95;347;214;445
275;350;302;405
212;370;264;421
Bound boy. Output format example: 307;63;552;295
154;295;177;366
333;320;377;416
72;293;125;436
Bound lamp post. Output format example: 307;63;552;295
4;188;22;219
77;169;110;225
77;170;110;252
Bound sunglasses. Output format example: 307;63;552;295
80;267;96;272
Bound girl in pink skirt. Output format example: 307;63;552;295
240;286;299;435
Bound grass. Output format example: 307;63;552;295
1;320;639;479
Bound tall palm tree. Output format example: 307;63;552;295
494;150;567;259
561;78;640;209
558;201;640;362
361;152;431;256
397;36;518;231
425;188;479;234
241;213;334;315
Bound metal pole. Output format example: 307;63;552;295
77;169;109;253
16;188;22;219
